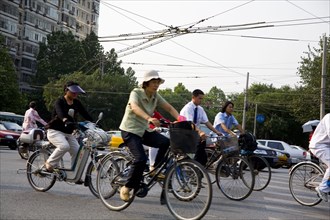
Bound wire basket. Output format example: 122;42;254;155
169;127;199;154
216;136;240;155
82;123;109;148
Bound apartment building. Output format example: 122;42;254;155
0;0;100;92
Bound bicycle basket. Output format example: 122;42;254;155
217;136;240;155
169;121;199;154
83;123;109;148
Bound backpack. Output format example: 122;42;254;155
238;132;258;151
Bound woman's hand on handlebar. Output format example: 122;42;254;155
148;118;160;127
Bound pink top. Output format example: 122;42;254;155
22;108;47;131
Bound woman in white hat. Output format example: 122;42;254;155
118;70;185;201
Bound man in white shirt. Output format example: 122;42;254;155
309;113;330;202
180;89;222;165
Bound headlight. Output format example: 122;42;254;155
276;152;284;157
5;135;14;139
254;149;267;155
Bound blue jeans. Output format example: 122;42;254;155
121;130;169;190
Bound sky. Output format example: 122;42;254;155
97;0;330;95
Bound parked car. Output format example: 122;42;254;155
199;125;289;169
0;122;21;150
107;130;125;149
257;139;305;167
257;143;291;168
0;121;23;133
290;145;320;164
253;144;281;169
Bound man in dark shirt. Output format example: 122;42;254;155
44;81;93;172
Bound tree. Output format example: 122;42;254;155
0;35;26;113
296;36;330;121
204;86;226;123
80;31;104;74
35;31;87;85
158;83;191;120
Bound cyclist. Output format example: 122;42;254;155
20;101;47;153
44;81;93;173
180;89;222;166
309;113;330;202
213;101;244;137
22;101;47;132
119;70;185;202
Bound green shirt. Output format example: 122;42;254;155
119;88;167;137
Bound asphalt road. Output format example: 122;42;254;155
0;146;329;220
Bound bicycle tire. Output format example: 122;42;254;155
164;158;212;220
216;155;255;201
26;150;56;192
85;154;105;198
205;148;220;184
289;162;324;206
18;144;29;160
97;152;134;211
248;155;271;191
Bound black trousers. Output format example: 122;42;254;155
194;140;207;166
121;130;169;190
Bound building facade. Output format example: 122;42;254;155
0;0;100;92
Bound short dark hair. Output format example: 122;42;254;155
142;81;149;89
29;101;36;109
192;89;204;97
64;81;79;92
221;101;234;113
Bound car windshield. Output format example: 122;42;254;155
0;124;7;130
0;121;23;132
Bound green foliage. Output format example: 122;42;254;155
203;86;226;123
35;31;87;85
158;83;191;120
0;35;26;113
295;36;330;121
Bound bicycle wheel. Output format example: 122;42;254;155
85;154;105;198
97;153;134;211
205;148;219;184
248;155;271;191
216;155;254;201
18;144;29;160
289;162;324;206
164;158;212;220
26;150;56;192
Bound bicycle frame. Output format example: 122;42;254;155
59;143;92;182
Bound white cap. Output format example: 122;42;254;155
142;70;165;84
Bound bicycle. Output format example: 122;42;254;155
289;160;328;206
26;112;108;198
240;150;271;191
96;121;213;220
205;135;255;201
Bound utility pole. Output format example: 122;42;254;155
320;35;327;119
242;72;249;130
253;103;257;136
